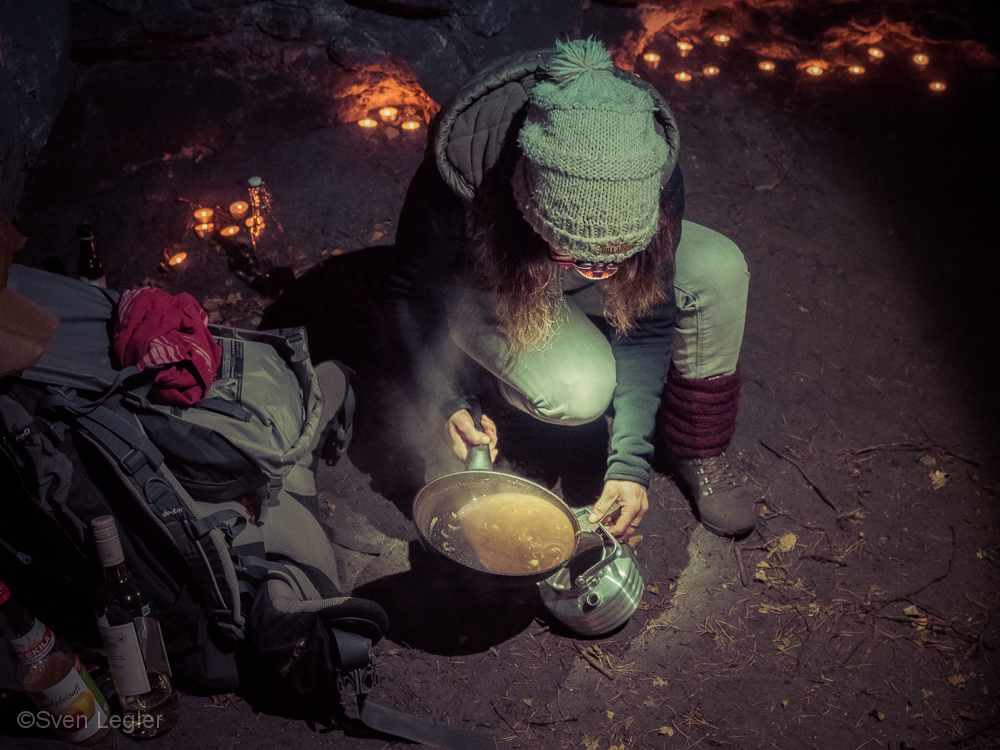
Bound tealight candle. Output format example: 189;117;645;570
379;107;398;121
703;66;720;77
195;222;214;238
220;225;240;237
913;53;929;67
928;81;946;92
848;65;865;75
713;34;730;45
677;41;693;57
868;47;884;59
193;207;214;222
358;118;378;128
643;52;661;68
806;65;823;76
674;71;692;82
229;201;249;220
401;120;421;131
164;247;187;267
759;61;776;72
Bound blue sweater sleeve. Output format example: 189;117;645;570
604;296;676;487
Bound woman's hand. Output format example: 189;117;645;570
446;409;499;463
588;480;648;539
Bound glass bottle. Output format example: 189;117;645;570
92;516;178;738
246;176;293;297
76;225;107;288
0;581;111;746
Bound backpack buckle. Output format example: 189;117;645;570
336;659;379;696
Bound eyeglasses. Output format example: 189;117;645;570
549;249;620;279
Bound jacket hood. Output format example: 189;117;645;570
432;47;681;204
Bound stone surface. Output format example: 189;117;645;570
0;0;73;216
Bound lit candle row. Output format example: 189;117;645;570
643;38;944;91
358;107;422;131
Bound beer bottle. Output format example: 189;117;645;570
76;225;106;288
92;517;178;738
0;581;111;746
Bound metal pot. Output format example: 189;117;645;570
412;404;582;588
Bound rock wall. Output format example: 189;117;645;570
0;0;73;216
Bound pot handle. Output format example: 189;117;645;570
466;397;495;472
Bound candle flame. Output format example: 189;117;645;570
928;81;946;92
358;118;378;128
401;120;421;130
713;34;730;44
379;107;398;120
164;247;187;266
674;71;692;82
848;65;865;75
194;208;214;221
677;41;693;52
868;47;884;59
643;52;661;68
703;66;720;77
220;225;240;236
759;61;776;72
913;53;929;66
806;65;823;76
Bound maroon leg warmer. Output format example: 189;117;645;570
656;363;742;460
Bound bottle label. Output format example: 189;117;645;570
10;620;55;665
27;657;110;743
98;617;152;696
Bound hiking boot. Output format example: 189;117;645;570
672;453;756;537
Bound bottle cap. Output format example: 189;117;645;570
248;177;262;187
92;516;125;567
0;581;9;605
92;515;119;543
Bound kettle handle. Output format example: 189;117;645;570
466;397;494;472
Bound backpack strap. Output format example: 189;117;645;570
38;387;250;638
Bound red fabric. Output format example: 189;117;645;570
656;363;742;459
113;287;222;406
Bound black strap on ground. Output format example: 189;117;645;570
331;629;496;750
359;698;497;750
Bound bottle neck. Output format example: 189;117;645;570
102;561;131;583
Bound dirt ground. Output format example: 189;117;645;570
5;20;1000;750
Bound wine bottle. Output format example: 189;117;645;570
0;581;112;746
76;225;107;288
92;516;179;738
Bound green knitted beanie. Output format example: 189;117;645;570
513;38;670;264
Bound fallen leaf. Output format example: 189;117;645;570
658;726;674;736
522;698;532;707
757;561;771;568
754;569;768;582
645;584;659;595
921;689;933;699
627;533;642;549
918;454;937;467
606;710;615;720
643;700;656;707
781;700;788;709
930;470;948;490
798;305;809;312
904;605;923;617
584;739;599;750
652;677;668;687
948;674;967;686
777;532;797;552
959;709;977;720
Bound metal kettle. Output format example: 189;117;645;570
539;513;644;636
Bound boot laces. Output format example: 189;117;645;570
697;454;738;489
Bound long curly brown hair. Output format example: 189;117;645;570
466;161;677;354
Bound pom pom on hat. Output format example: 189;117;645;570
514;38;670;264
547;38;614;85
